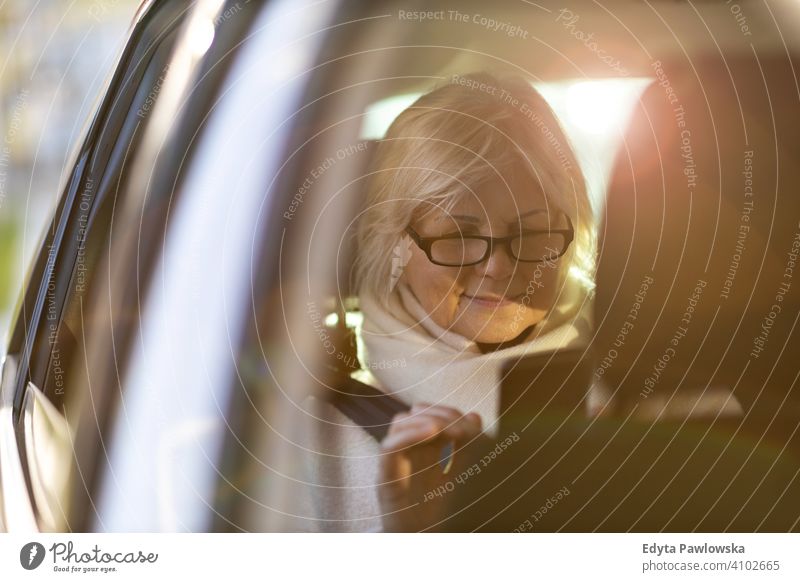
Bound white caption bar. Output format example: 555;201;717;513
1;533;798;580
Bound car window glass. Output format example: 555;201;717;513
19;0;192;531
33;4;187;412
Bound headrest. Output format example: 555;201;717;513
594;56;800;427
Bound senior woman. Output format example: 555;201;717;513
299;71;598;532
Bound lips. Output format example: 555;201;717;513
463;292;523;307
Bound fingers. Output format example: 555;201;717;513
378;405;483;531
382;413;446;453
410;402;482;438
379;434;437;487
379;444;413;491
407;403;482;443
401;402;482;430
381;405;483;453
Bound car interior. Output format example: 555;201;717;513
13;0;800;532
247;0;800;531
270;0;800;434
445;51;800;532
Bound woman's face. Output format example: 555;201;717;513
402;170;569;344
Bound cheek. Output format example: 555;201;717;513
514;264;563;311
403;250;464;321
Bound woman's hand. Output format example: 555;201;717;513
378;403;483;532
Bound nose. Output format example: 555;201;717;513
472;242;516;280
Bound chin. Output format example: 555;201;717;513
459;317;535;344
471;331;517;343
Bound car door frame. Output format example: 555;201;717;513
0;0;196;532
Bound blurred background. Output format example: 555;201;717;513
0;0;136;340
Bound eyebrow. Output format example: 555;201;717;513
517;209;548;219
438;209;549;224
448;214;481;224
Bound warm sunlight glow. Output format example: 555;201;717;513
565;80;639;136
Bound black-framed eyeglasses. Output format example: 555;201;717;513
405;217;574;267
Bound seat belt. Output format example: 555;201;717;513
318;361;410;442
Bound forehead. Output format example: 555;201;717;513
457;178;547;212
426;166;552;224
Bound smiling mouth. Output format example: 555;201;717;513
463;293;523;306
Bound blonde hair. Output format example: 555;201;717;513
354;71;595;325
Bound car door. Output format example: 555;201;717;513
0;0;196;532
62;0;349;531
